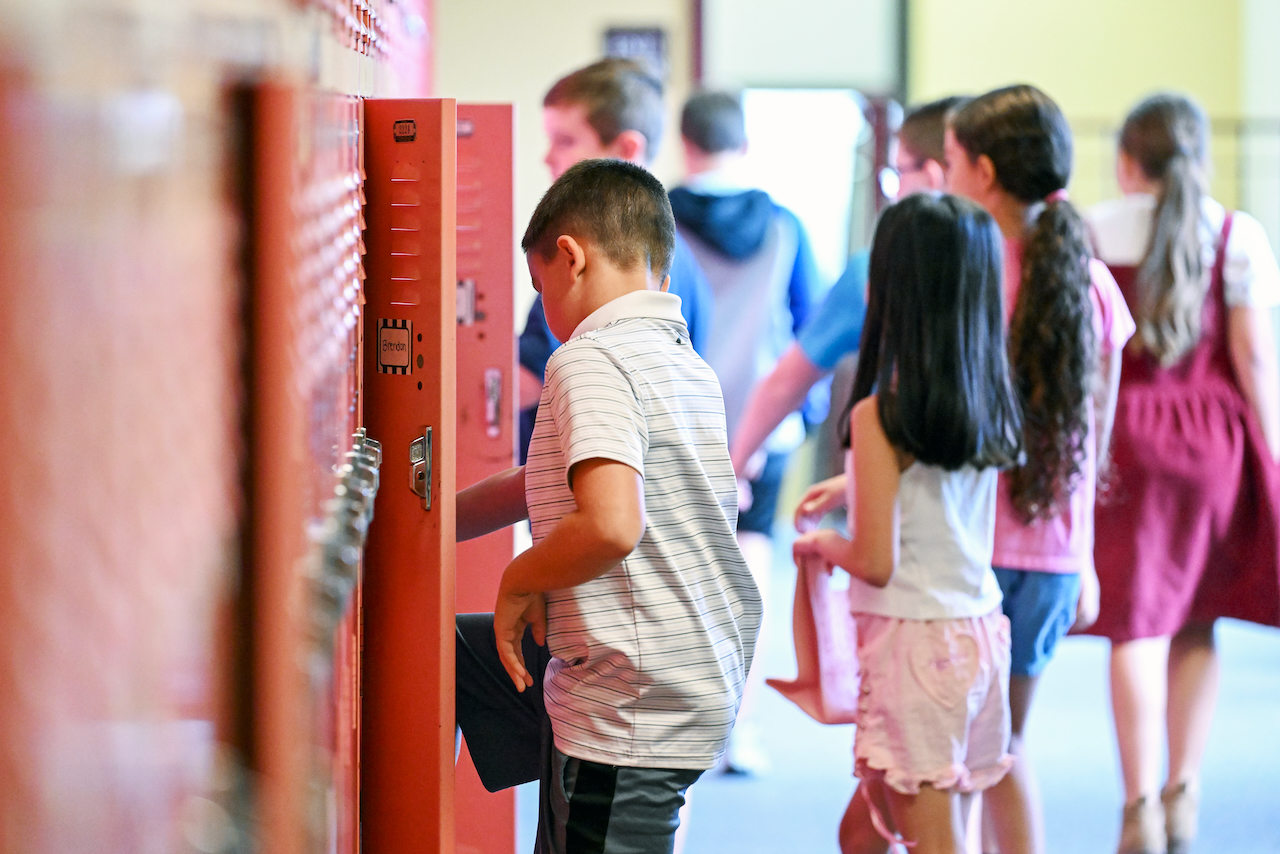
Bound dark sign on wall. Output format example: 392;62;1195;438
604;27;667;80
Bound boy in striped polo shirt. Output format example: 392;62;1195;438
456;159;762;854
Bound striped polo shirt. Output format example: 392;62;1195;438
526;289;762;770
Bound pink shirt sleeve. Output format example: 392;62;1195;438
1089;258;1136;354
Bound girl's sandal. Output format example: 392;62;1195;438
1161;781;1200;854
1117;796;1165;854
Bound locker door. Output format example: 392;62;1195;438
246;83;372;854
454;103;519;854
361;98;458;854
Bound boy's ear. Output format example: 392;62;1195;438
555;234;587;277
921;158;946;191
976;153;998;193
610;129;649;166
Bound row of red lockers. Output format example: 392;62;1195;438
0;67;519;854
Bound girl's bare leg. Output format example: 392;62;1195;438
1165;622;1217;789
982;674;1044;854
1109;637;1170;803
1162;622;1217;852
883;783;967;854
840;780;891;854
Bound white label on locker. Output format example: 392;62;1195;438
378;319;412;374
457;279;476;325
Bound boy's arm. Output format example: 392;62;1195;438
730;344;825;476
494;457;645;690
503;458;645;591
456;465;528;542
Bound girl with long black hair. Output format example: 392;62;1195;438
793;192;1023;854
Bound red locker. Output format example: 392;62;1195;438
0;6;433;853
245;82;374;854
454;103;519;854
361;98;459;854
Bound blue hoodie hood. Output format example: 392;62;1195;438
668;187;774;260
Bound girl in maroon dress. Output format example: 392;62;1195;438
1087;93;1280;854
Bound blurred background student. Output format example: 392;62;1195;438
670;90;823;775
516;58;714;462
728;96;965;479
1087;92;1280;854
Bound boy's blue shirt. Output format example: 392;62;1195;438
797;249;869;372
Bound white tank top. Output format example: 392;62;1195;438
847;462;1003;620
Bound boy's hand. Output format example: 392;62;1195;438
494;585;547;692
486;457;643;692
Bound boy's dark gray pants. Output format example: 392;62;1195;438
455;613;701;854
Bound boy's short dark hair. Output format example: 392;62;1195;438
681;91;746;154
899;95;970;164
544;58;666;159
522;159;675;280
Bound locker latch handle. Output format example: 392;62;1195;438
484;368;502;438
409;427;433;510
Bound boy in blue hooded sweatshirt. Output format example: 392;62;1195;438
668;90;822;775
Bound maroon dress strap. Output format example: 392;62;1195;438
1210;211;1234;304
1200;211;1236;382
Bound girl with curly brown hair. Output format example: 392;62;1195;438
945;85;1136;854
1086;92;1280;854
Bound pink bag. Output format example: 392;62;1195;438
767;554;860;724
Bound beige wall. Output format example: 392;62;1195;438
703;0;897;91
435;0;1280;312
1242;0;1280;241
909;0;1244;208
433;0;696;321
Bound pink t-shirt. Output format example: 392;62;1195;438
992;239;1136;573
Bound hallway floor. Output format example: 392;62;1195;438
517;532;1280;853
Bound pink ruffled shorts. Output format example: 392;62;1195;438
853;610;1013;795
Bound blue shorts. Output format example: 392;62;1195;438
992;568;1081;678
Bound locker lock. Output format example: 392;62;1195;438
409;427;433;510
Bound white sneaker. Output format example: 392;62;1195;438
721;724;771;776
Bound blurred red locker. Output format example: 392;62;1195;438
454;103;520;854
